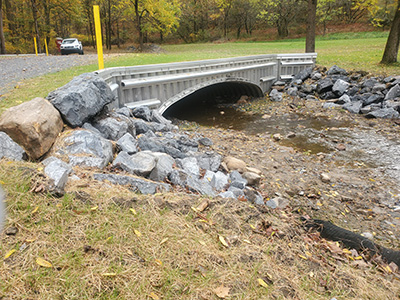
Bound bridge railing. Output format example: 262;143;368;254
95;53;317;109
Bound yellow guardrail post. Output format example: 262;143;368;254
34;37;38;56
44;38;49;56
93;5;104;70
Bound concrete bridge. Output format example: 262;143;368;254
95;53;317;115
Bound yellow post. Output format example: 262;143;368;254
93;5;104;70
44;38;49;56
34;37;38;56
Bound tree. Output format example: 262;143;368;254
259;0;300;38
0;0;6;54
305;0;317;52
381;0;400;63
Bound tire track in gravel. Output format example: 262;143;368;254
0;54;98;96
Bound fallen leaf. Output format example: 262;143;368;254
155;259;163;266
31;206;39;214
4;249;16;259
101;272;117;276
257;278;271;288
90;206;98;211
36;257;52;268
130;208;137;215
148;292;160;300
134;230;142;237
219;235;229;248
160;238;168;245
213;285;230;298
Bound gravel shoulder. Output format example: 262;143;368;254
0;54;98;96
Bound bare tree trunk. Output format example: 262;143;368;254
381;0;400;64
134;0;143;50
31;0;41;53
0;0;6;54
306;0;317;53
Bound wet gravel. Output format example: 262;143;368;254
0;54;98;96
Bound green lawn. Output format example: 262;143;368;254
1;32;399;114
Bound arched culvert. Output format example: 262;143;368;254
159;77;264;117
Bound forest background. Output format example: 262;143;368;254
0;0;399;62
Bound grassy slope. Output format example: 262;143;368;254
1;32;400;299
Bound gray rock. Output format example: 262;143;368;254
218;191;236;199
211;171;229;191
327;65;348;76
228;186;245;198
301;84;316;94
343;101;363;114
137;135;186;159
316;78;333;94
360;104;382;114
362;78;379;89
332;79;349;96
132;106;152;122
191;151;222;172
266;197;289;209
244;188;264;205
336;94;351;104
198;137;213;146
92;116;134;141
384;100;400;112
322;102;341;109
133;119;152;135
152;110;173;126
178;157;200;176
372;83;387;93
269;89;283;102
93;173;170;194
287;87;298;96
293;67;312;82
311;72;322;80
113;151;157;177
363;94;384;106
60;130;113;169
47;73;114;128
149;152;175;182
229;170;247;189
44;157;72;192
82;123;102;136
117;133;138;155
115;107;132;117
0;132;26;161
186;174;215;196
384;84;400;100
168;169;188;187
365;108;400;119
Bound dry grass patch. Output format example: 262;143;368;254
0;160;399;299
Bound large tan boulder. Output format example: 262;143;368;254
0;97;64;160
223;156;247;173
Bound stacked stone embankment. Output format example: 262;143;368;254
0;73;263;204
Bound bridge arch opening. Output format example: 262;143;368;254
161;79;264;120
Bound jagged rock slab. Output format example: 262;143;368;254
93;173;170;194
57;130;113;169
47;73;114;128
0;132;26;161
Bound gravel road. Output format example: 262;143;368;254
0;54;98;96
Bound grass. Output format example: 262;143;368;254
1;162;399;299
